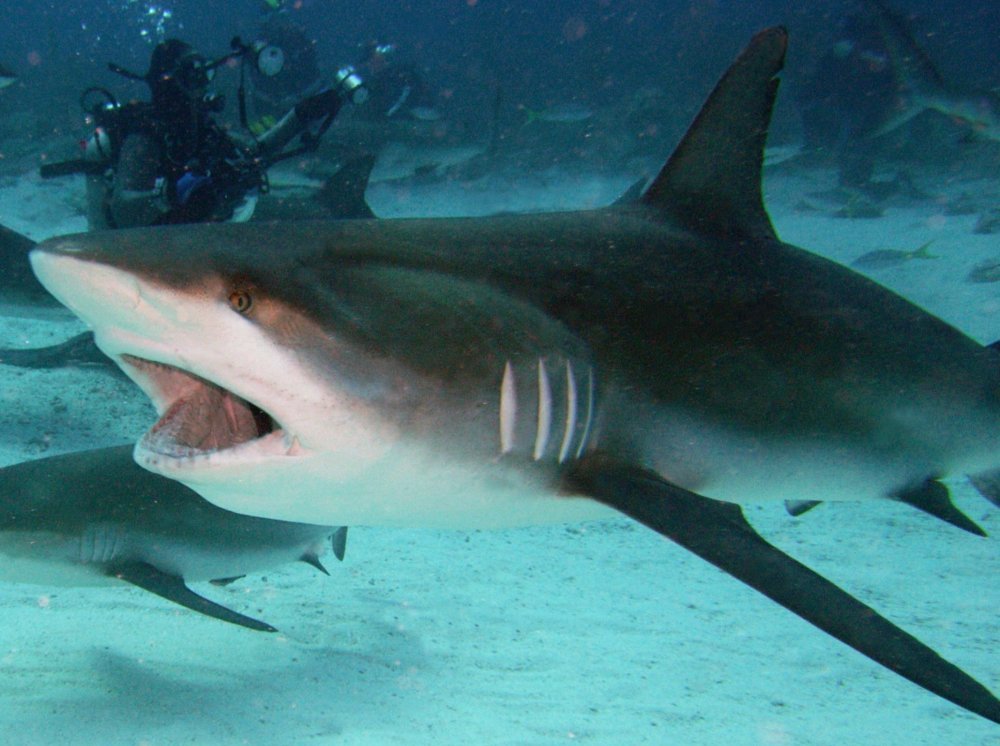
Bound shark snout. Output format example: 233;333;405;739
30;245;143;325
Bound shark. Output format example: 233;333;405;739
0;445;345;632
867;0;1000;141
26;28;1000;723
0;224;72;319
0;64;14;90
0;153;378;367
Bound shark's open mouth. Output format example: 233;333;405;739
121;355;283;459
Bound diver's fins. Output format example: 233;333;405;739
316;154;377;219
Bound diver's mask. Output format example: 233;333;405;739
172;54;216;96
108;41;220;102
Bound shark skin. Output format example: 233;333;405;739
28;28;1000;722
0;152;378;370
0;445;344;632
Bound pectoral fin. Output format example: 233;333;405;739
110;562;277;633
566;459;1000;725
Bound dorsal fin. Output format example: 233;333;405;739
612;177;649;206
641;27;786;241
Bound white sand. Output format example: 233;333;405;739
0;159;996;745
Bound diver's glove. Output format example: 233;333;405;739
175;171;213;206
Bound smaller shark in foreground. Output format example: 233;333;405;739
0;446;345;631
27;29;1000;722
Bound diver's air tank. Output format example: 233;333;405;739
80;126;113;164
79;100;121;164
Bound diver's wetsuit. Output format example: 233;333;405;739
87;100;290;230
87;40;361;230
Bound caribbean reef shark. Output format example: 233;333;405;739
0;445;345;631
867;0;1000;141
0;152;379;369
27;28;1000;723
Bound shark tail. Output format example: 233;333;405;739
315;154;377;220
863;0;945;136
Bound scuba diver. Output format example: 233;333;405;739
43;36;367;229
796;10;897;193
247;6;323;124
357;41;440;122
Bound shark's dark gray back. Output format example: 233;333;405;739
0;446;330;548
0;225;68;318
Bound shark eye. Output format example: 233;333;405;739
228;289;253;314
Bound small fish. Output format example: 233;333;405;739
850;240;937;270
0;64;15;90
523;102;593;124
966;257;1000;283
834;193;884;219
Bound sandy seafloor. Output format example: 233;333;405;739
0;155;996;746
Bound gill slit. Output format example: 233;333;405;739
533;358;552;460
500;361;516;454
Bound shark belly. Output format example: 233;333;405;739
0;530;122;587
154;439;618;529
635;391;1000;505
